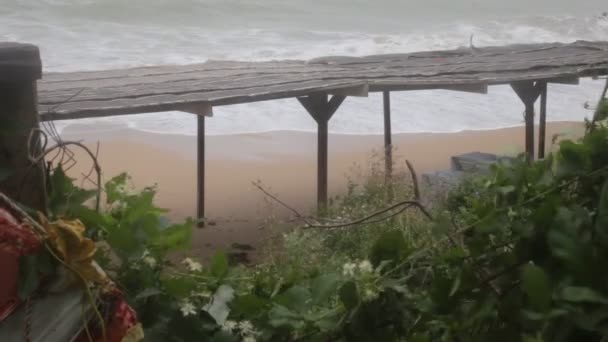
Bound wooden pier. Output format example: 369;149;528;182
4;40;608;224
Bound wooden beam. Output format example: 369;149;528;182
178;103;214;117
297;93;346;211
511;81;543;162
538;82;548;159
328;84;369;97
547;76;579;85
0;43;47;212
383;91;394;200
373;83;488;94
196;115;205;227
441;84;489;94
327;95;346;118
318;117;329;211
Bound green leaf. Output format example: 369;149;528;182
268;304;304;329
314;309;342;332
595;179;608;241
203;285;234;325
230;294;268;317
449;274;462;297
105;173;129;204
210;251;229;278
210;331;239;342
161;276;198;298
409;334;431;342
556;140;589;177
310;273;341;305
135;287;163;301
521;264;551;311
370;230;409;267
559;286;608;304
275;285;311;312
48;166;96;215
153;220;193;252
497;185;516;194
339;281;359;310
17;255;40;300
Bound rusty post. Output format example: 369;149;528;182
0;42;46;212
298;93;346;212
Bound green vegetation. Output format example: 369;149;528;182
13;97;608;341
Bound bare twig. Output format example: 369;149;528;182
251;181;309;222
32;140;102;212
405;160;420;200
252;160;433;230
81;142;100;188
305;200;430;229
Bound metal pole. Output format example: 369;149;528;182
197;115;205;227
538;82;548;159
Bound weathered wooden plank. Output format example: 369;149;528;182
40;79;364;120
0;43;47;212
0;42;42;81
35;41;608;121
39;56;608;107
40;42;607;95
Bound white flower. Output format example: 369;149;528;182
179;300;197;317
182;258;203;272
222;320;237;332
363;288;378;300
238;320;255;335
342;262;357;277
193;290;212;298
143;256;157;268
358;260;373;274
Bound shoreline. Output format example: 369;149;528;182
56;121;585;260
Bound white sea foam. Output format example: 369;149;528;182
2;0;607;135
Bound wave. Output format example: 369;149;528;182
2;2;608;135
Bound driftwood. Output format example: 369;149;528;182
37;41;608;121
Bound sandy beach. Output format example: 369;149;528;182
56;121;585;260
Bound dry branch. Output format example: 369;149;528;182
27;129;102;212
253;159;433;230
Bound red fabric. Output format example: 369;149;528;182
75;289;140;342
0;208;42;321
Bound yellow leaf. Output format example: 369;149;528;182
72;239;97;262
121;323;144;342
38;215;108;285
73;261;106;284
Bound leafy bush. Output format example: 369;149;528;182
40;100;608;341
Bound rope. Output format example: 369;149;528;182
23;296;33;342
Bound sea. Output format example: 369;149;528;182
2;0;608;136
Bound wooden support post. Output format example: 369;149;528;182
538;82;548;159
382;91;394;200
297;93;346;211
0;43;46;212
511;81;543;163
197;115;205;227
